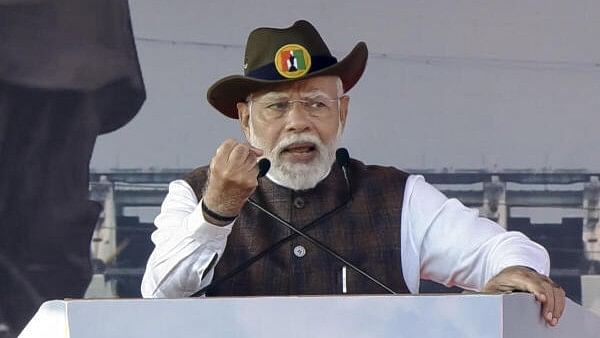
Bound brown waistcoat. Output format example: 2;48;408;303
184;159;410;296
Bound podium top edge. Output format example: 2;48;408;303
58;292;524;303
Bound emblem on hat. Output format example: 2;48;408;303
206;20;368;119
274;44;312;79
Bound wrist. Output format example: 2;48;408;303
202;183;244;217
201;200;237;226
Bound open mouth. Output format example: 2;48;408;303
282;142;317;154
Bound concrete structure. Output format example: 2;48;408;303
583;177;600;265
88;169;600;267
582;275;600;316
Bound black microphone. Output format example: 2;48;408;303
191;148;395;296
246;199;396;294
257;158;271;178
335;148;351;195
192;194;352;297
335;148;350;167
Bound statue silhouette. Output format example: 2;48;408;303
0;1;145;335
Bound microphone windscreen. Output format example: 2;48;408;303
335;148;350;167
257;158;271;178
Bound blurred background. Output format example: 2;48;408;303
2;0;600;336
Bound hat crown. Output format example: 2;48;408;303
206;20;368;119
243;20;333;76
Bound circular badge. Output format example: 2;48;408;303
274;44;312;79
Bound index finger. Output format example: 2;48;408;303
216;139;238;158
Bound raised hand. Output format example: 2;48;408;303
202;139;263;224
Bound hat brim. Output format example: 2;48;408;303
207;41;368;119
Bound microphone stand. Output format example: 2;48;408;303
191;148;396;296
191;194;352;297
246;199;397;295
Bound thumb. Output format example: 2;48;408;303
248;145;264;157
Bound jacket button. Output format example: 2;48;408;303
293;197;305;209
293;245;306;257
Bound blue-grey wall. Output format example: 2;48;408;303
91;0;600;171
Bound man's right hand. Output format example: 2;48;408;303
202;139;263;224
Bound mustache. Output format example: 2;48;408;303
272;134;326;156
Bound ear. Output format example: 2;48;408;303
338;95;350;130
237;102;251;140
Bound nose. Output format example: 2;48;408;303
285;102;312;133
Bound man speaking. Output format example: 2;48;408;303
142;20;565;326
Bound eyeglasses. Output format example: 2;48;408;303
250;96;341;120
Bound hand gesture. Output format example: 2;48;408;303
202;139;263;223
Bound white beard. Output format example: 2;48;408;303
248;125;341;191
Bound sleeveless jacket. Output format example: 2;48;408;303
184;159;410;295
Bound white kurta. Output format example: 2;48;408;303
141;174;550;298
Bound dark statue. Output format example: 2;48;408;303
0;1;145;335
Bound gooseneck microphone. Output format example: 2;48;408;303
191;148;396;296
335;148;351;196
245;200;396;294
257;158;271;178
335;147;350;167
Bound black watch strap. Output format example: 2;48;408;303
201;200;237;223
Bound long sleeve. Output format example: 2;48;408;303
400;175;550;294
141;180;233;298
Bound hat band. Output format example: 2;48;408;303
246;55;338;80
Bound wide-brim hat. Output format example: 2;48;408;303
207;20;368;119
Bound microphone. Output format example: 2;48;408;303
246;199;396;294
191;148;395;296
335;148;350;167
192;194;352;297
257;158;271;178
335;148;351;195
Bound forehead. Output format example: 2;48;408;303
252;76;339;98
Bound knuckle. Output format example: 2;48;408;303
247;151;259;161
233;143;248;153
218;139;237;152
221;168;235;179
209;160;218;172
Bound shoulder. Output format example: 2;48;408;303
349;158;411;182
347;158;413;200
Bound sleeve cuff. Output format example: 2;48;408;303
187;198;234;240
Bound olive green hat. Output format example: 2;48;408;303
207;20;368;119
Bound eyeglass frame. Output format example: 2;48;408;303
247;95;347;120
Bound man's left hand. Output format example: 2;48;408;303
483;266;565;326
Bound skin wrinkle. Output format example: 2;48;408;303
258;89;333;101
240;76;347;191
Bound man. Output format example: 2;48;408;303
141;20;565;326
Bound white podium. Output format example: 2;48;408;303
19;293;600;338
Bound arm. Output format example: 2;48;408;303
141;139;262;298
141;180;233;298
401;175;564;325
401;175;549;292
